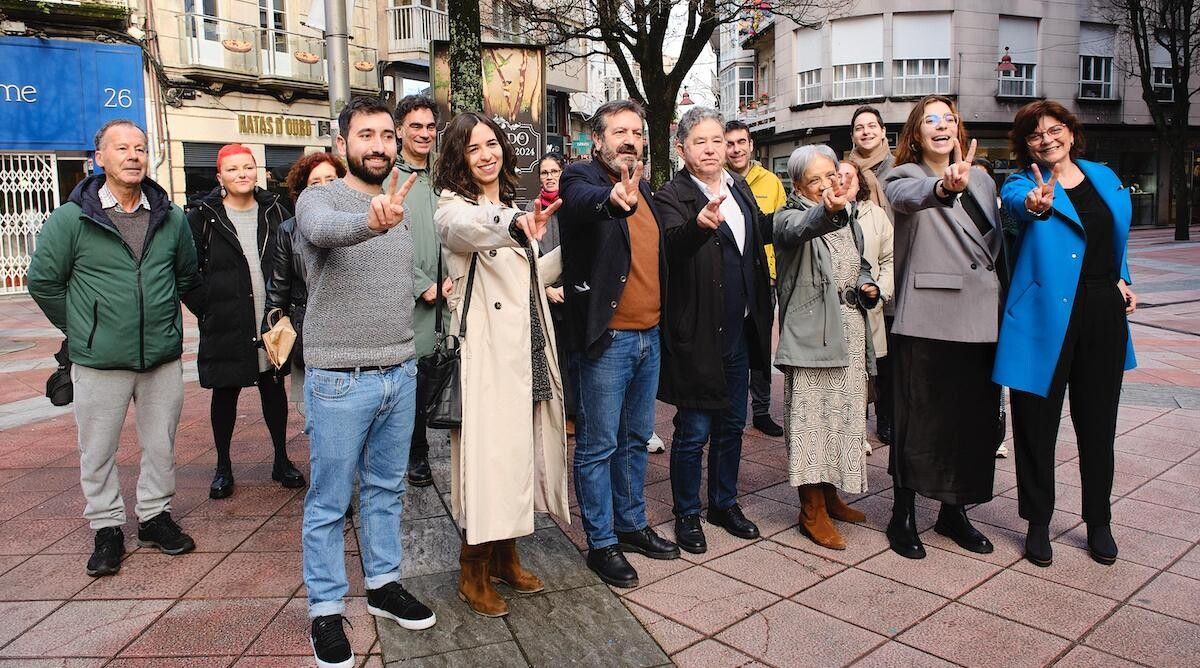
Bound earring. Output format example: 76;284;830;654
220;185;227;198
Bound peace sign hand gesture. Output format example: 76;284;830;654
1024;163;1060;216
609;163;644;212
822;177;850;214
368;169;419;232
515;198;563;243
696;195;726;230
942;138;978;194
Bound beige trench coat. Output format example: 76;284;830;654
856;200;894;357
434;190;570;545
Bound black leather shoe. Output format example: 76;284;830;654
876;419;893;446
752;414;784;437
209;469;234;499
1024;524;1052;567
934;504;993;554
407;458;433;487
1087;524;1118;565
886;489;926;559
271;460;306;489
86;526;124;577
707;504;760;539
674;514;707;554
586;546;638;588
616;526;680;560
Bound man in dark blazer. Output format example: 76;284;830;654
559;100;679;588
653;107;773;554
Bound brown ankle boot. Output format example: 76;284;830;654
798;484;846;550
823;483;866;523
489;538;544;593
458;541;508;617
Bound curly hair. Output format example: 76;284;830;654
285;152;346;202
433;113;519;205
894;95;969;167
1009;100;1085;168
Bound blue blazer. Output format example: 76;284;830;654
994;159;1136;397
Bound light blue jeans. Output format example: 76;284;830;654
302;361;416;618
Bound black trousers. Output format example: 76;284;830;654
410;366;429;463
874;315;895;429
1010;278;1128;526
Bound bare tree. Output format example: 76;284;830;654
503;0;841;186
448;0;485;113
1096;0;1199;239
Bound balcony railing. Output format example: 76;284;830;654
387;5;449;55
176;13;377;90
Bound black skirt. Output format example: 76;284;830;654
890;334;999;505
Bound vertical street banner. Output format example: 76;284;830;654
431;41;546;206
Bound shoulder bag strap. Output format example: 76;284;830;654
457;253;479;338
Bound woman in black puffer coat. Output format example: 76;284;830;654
187;144;304;499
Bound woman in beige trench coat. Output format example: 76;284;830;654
433;112;570;618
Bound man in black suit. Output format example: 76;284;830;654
559;100;680;588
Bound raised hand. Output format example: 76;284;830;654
821;176;850;213
1024;163;1060;215
609;162;644;212
516;198;563;243
696;195;726;230
368;169;419;232
942;138;978;193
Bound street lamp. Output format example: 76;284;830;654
996;46;1017;73
679;86;695;106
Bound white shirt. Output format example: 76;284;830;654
689;170;745;254
98;183;150;212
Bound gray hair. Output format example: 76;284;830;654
786;144;840;185
94;119;145;151
675;107;725;144
589;100;645;138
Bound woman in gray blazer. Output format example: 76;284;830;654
883;95;1008;561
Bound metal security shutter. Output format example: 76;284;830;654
183;142;224;168
264;145;303;168
0;153;59;294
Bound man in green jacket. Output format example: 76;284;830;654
27;119;201;578
395;95;450;487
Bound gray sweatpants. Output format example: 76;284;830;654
72;360;183;529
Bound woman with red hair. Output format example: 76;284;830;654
186;144;304;499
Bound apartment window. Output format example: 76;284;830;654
893;13;952;96
797;68;821;104
719;67;737;116
1078;56;1114;99
894;59;950;95
491;2;524;37
737;65;756;109
546;94;561;135
833;62;883;100
998;16;1038;98
998;63;1037;97
1153;67;1175;102
184;0;219;40
260;0;287;53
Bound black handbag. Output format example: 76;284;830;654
45;340;73;406
417;252;478;429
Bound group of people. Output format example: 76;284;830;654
26;89;1137;668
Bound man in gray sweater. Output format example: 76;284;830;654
295;97;435;668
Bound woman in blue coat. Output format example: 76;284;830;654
996;101;1137;569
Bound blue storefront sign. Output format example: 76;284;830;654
0;37;146;151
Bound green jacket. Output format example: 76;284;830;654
27;174;200;371
397;159;449;356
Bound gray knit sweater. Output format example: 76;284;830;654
295;178;416;369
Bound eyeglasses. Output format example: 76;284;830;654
539;169;562;177
922;113;958;126
1025;124;1067;145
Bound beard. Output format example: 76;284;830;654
347;150;393;186
596;141;641;175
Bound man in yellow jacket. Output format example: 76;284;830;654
725;120;787;437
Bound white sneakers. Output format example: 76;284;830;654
647;432;665;453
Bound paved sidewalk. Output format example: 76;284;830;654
0;226;1197;666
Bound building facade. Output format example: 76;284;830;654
719;0;1200;227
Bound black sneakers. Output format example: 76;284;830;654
311;615;354;668
366;581;437;630
86;526;125;577
137;512;195;555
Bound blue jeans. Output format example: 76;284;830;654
670;329;750;517
302;361;416;618
572;328;660;549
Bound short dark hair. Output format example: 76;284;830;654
94;119;144;151
394;94;438;125
1009;100;1085;168
434;112;520;205
724;119;752;136
338;96;394;139
589;100;644;138
539;153;566;170
850;106;884;129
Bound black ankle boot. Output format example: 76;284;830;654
1024;524;1052;567
886;488;925;559
1087;524;1118;565
934;504;993;554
